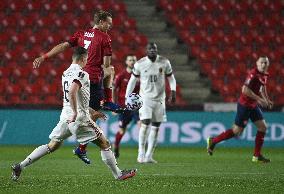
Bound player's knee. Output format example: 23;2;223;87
141;119;151;126
258;125;267;132
232;126;244;136
100;139;111;150
152;122;161;127
48;141;61;152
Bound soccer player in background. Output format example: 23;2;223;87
126;43;176;163
112;55;140;158
33;10;122;164
207;56;273;163
11;47;137;181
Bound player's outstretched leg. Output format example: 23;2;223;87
11;143;56;181
145;126;159;163
95;135;137;180
73;144;91;164
207;128;235;156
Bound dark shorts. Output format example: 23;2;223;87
89;81;104;111
234;102;264;128
118;110;139;128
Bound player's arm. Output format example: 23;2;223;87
260;85;273;109
103;56;112;68
68;80;81;123
33;42;71;68
125;74;138;99
242;85;268;108
112;75;121;104
166;73;177;103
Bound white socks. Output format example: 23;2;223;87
20;144;51;169
145;126;159;159
101;149;122;179
138;124;149;159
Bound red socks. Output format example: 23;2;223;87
212;129;235;144
104;88;112;102
79;144;87;152
114;132;124;148
254;131;265;157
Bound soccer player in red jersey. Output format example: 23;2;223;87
112;55;140;158
207;56;273;163
33;10;121;164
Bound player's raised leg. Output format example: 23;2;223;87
93;134;137;180
11;140;61;181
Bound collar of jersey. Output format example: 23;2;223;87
147;55;160;63
70;63;82;70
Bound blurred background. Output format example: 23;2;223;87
0;0;283;147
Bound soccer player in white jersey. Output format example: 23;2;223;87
11;47;137;181
125;43;176;163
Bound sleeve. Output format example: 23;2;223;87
244;71;256;89
132;62;140;77
113;73;122;89
102;34;112;56
165;60;173;76
67;30;83;47
125;74;138;98
72;71;87;88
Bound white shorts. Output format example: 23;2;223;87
139;98;167;122
49;118;103;145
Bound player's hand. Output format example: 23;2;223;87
257;98;269;108
33;56;44;68
168;90;176;104
267;100;274;109
90;110;107;122
67;113;77;123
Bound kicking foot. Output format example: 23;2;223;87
117;169;137;180
11;163;22;181
73;147;91;164
252;155;271;163
207;137;215;156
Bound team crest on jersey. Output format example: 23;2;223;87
159;68;163;73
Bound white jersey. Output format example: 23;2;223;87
60;64;90;121
133;55;173;101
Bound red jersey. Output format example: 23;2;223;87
68;28;112;83
239;68;269;108
114;69;140;106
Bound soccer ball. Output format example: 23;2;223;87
126;93;143;110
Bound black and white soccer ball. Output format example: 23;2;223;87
126;93;143;110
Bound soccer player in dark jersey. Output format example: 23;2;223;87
207;56;273;163
112;55;140;158
33;10;122;164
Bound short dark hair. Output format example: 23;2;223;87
125;54;136;60
72;47;87;61
94;10;112;25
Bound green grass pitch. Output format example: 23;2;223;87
1;146;283;194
